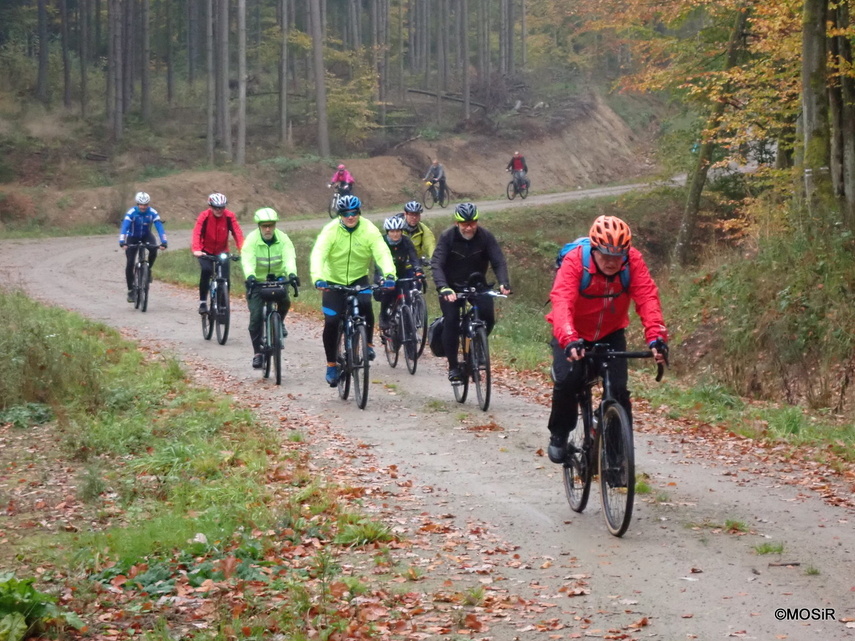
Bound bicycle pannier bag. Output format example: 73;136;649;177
428;316;445;358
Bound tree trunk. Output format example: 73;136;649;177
672;7;749;266
59;0;72;108
166;0;174;103
236;0;246;165
310;0;330;157
462;0;470;119
206;0;215;162
79;0;89;117
279;0;289;144
111;0;124;139
218;0;232;156
506;0;513;74
520;0;526;69
141;0;151;122
837;2;855;228
37;0;49;104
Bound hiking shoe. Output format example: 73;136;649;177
326;365;340;387
252;354;263;369
127;290;134;303
198;302;208;314
547;433;567;464
367;346;376;361
448;367;463;383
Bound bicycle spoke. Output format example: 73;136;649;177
599;402;635;537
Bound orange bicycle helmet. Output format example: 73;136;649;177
589;215;632;256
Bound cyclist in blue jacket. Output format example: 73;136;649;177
118;191;168;303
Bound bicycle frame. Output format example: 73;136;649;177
327;283;377;409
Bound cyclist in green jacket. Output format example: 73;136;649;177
399;200;436;260
310;195;397;386
241;208;299;369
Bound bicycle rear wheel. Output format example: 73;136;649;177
140;263;150;312
400;305;418;375
599;401;635;537
383;312;400;368
438;186;449;208
215;280;230;345
337;324;351;400
470;327;491;411
268;311;282;385
202;280;215;340
412;291;428;357
352;323;369;409
562;406;592;513
506;181;517;200
422;187;435;210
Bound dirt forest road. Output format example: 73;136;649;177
1;201;854;639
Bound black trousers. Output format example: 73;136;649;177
321;276;374;363
198;255;231;301
125;234;159;289
439;293;495;368
547;329;631;438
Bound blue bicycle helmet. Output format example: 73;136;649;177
404;200;424;214
453;202;479;222
337;195;361;215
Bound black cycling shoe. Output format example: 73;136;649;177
547;433;567;464
198;302;208;314
448;367;462;382
252;354;263;369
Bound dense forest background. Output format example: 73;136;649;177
4;0;855;415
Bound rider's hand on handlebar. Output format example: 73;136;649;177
193;250;204;257
564;339;586;361
499;284;511;296
440;287;456;302
648;338;669;365
245;275;257;291
315;280;328;290
382;276;396;290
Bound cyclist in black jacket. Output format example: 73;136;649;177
430;203;511;381
375;216;423;331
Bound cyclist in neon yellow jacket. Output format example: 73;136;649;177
310;195;397;386
242;208;299;370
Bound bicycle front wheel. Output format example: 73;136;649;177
470;327;491;411
412;291;428;357
563;406;592;513
328;195;338;218
599;401;635;537
351;323;369;409
133;263;142;309
400;305;418;375
267;311;282;385
422;187;435;210
337;323;351;400
215;280;230;345
519;181;529;199
453;337;469;404
506;181;517;200
139;263;150;312
383;313;400;368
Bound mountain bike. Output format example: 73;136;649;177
449;279;506;411
506;171;529;200
200;252;240;345
328;183;354;218
561;344;665;537
422;180;449;209
411;272;429;356
255;277;299;385
381;277;422;375
128;242;160;313
328;283;378;409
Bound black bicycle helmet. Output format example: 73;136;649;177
453;202;479;222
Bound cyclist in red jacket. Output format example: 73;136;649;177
506;151;529;189
545;215;668;463
191;193;245;314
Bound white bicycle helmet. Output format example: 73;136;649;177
135;191;151;205
208;193;227;207
384;216;406;231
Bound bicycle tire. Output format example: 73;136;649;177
422;187;435;210
262;312;272;379
133;262;142;310
269;311;282;385
438;186;449;208
383;311;400;368
215;280;230;345
412;291;428;357
506;181;517;200
470;326;491;411
352;323;369;409
562;402;593;513
401;305;418;375
453;336;469;403
328;195;338;218
519;182;529;199
337;323;351;400
140;262;150;313
202;278;215;340
599;401;635;537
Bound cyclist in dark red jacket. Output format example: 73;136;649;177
506;151;529;188
545;215;668;463
191;193;245;314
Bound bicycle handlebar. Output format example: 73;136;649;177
201;252;241;262
586;344;666;382
255;277;300;298
326;283;378;296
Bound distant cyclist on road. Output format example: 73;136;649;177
329;164;355;195
375;216;423;332
241;208;298;370
506;151;529;189
545;215;668;464
118;191;168;303
430;203;511;382
423;159;447;202
191;193;245;314
310;195;397;386
398;200;436;260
